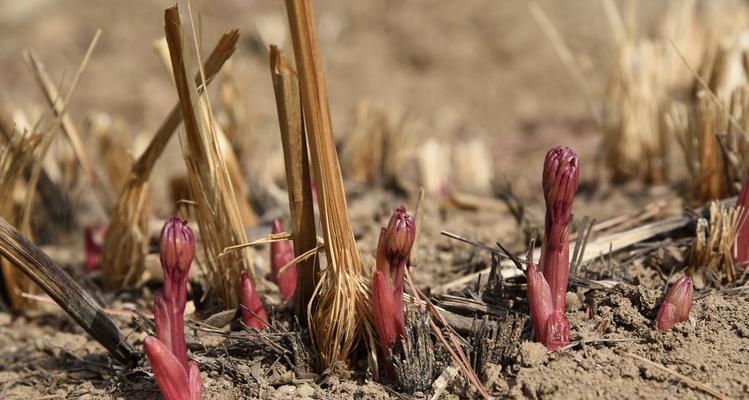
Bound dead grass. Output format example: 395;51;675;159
164;5;251;309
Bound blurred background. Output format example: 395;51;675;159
2;0;747;223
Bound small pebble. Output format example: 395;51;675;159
566;291;582;311
519;341;548;368
277;385;296;396
296;383;314;397
0;312;11;326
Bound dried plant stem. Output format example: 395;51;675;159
0;102;75;230
24;44;115;214
0;132;43;309
410;187;426;267
2;30;99;309
152;33;255;228
269;45;318;319
439;213;693;292
102;29;239;289
404;268;490;399
165;5;251;308
687;202;742;282
285;0;371;368
22;29;101;233
0;216;138;365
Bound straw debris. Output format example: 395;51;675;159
687;202;743;283
101;28;239;289
285;0;374;369
269;45;318;317
164;5;252;309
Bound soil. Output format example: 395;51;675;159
0;1;747;400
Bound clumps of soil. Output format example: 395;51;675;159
509;284;749;399
586;283;660;334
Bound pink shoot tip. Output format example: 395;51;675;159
84;224;105;272
160;216;195;277
656;275;693;332
384;205;416;263
542;146;579;224
144;336;202;400
371;205;416;373
270;219;297;300
240;271;269;330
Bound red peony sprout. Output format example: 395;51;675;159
84;224;106;272
527;146;579;350
240;271;269;330
541;146;579;310
145;217;202;400
655;275;693;332
371;205;415;372
270;219;297;300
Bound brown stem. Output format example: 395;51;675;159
25;49;116;214
269;45;318;318
0;216;137;365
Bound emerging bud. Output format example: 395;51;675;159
147;218;200;399
84;224;105;272
372;271;398;363
270;219;297;301
144;337;190;400
156;217;195;370
371;206;416;373
384;205;416;263
240;271;269;330
153;294;173;355
188;362;203;400
374;228;389;278
544;309;570;350
526;263;553;345
542;146;580;225
656;276;693;332
144;336;202;400
160;217;195;277
540;146;579;311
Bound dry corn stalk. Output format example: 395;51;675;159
452;137;494;196
0;130;43;308
418;138;449;197
600;0;707;183
269;46;318;318
285;0;375;369
602;39;673;183
24;49;116;214
668;87;749;201
703;32;749;107
154;39;257;228
694;92;727;200
2;30;100;308
216;124;257;227
101;29;239;289
341;101;415;190
86;114;134;194
217;61;247;145
165;6;251;308
723;85;749;189
687;202;742;282
0;215;138;364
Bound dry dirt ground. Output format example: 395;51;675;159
0;1;748;399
